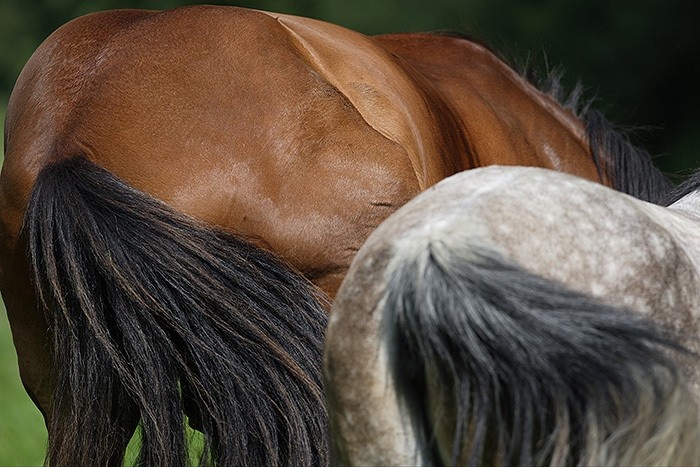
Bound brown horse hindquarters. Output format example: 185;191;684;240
4;6;429;297
1;6;433;463
374;33;600;181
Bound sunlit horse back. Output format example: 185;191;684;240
326;166;700;466
0;5;673;465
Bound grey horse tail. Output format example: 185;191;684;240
381;238;699;466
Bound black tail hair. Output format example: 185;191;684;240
26;156;329;466
384;243;697;465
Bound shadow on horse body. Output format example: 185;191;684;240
325;166;700;466
0;5;672;466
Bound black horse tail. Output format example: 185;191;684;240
26;156;329;466
382;240;699;466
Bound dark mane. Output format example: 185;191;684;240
662;168;700;206
582;110;672;204
520;59;674;204
434;32;673;204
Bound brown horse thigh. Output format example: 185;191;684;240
1;258;54;424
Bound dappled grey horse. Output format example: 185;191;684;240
325;166;700;466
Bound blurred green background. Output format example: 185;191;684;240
1;0;698;465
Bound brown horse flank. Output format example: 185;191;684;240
0;5;671;466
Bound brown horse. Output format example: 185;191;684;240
0;5;670;466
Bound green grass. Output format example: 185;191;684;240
0;301;48;466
